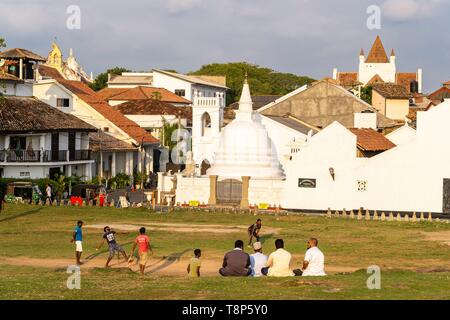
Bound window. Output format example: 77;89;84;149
56;98;70;108
103;127;109;132
9;137;26;150
357;180;368;192
175;89;185;97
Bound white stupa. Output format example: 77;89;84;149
207;77;285;179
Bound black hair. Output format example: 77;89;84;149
77;220;83;225
104;226;110;232
256;219;261;222
139;227;146;234
275;238;284;249
234;240;244;248
194;249;201;256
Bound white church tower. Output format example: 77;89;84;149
191;90;225;174
358;35;396;85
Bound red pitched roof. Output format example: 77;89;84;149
428;86;450;103
97;86;191;104
37;65;159;145
337;72;359;87
366;36;389;63
372;83;410;99
349;128;396;152
395;73;417;91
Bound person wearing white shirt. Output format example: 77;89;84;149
301;238;326;276
249;242;267;277
262;239;300;277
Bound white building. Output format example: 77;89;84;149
35;65;160;180
333;36;422;95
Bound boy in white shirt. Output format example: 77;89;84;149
302;238;326;276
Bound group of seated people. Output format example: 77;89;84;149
219;238;326;277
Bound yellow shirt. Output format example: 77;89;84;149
188;257;201;277
265;248;294;277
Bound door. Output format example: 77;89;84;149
51;133;59;162
68;131;76;161
217;179;242;205
443;179;450;215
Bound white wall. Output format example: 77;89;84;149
33;82;74;112
358;59;396;85
174;173;210;204
386;125;416;145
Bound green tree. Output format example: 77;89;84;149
0;37;7;104
189;62;315;103
89;67;131;91
0;37;5;48
360;86;373;105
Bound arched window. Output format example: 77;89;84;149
201;112;211;137
200;159;211;175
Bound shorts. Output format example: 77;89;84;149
108;243;124;258
139;252;148;266
75;241;83;252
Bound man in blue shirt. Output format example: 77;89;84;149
70;220;84;265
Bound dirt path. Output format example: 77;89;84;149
85;222;280;235
0;255;360;276
421;231;450;246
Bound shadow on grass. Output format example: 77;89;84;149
145;249;191;275
0;207;43;223
259;233;275;245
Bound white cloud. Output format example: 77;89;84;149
166;0;204;14
381;0;446;21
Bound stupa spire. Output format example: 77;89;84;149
238;73;253;113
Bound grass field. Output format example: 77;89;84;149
0;204;449;300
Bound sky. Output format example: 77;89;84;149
1;0;449;92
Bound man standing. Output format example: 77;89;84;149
219;240;251;277
262;238;298;277
45;184;52;205
301;238;326;276
129;227;153;276
247;219;262;247
249;242;268;277
96;226;129;268
70;220;84;265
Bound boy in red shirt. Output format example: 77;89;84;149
129;227;153;276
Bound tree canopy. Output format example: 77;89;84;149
189;62;315;103
89;67;130;91
0;37;5;48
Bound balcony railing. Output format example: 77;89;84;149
73;150;91;161
43;150;67;162
0;149;92;163
6;150;41;162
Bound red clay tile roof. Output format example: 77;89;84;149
366;36;389;63
97;86;191;104
349;128;396;152
89;132;137;152
444;80;450;86
372;83;410;99
337;72;359;87
38;65;159;145
0;48;46;61
428;86;450;103
367;74;385;86
395;73;417;92
0;71;22;82
113;99;192;118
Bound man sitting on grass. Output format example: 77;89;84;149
250;242;267;277
96;226;129;268
219;240;251;277
129;227;153;276
187;249;202;277
262;238;301;277
301;238;326;276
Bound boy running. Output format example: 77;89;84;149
248;219;262;247
70;220;84;265
187;249;202;277
96;226;129;268
129;227;153;276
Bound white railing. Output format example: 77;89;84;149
193;97;224;108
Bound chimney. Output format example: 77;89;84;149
107;73;111;82
417;68;423;94
354;110;377;130
332;68;338;80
